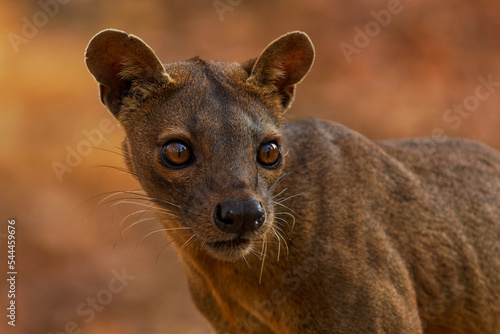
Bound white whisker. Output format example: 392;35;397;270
272;188;288;199
122;217;159;233
273;225;290;259
274;193;303;205
274;210;296;232
177;234;196;253
259;234;268;284
242;255;251;269
119;209;153;228
140;227;191;243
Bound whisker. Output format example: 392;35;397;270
156;237;175;263
103;146;194;201
96;191;130;207
274;193;303;205
270;156;327;194
273;225;290;259
273;200;300;219
274;216;292;229
272;188;288;199
177;234;196;253
122;217;161;233
119;208;155;229
202;251;208;272
112;201;164;223
274;210;296;233
259;234;268;284
87;189;147;203
252;240;280;246
102;193;182;212
270;227;281;261
92;146;127;157
77;189;149;222
140;227;191;244
270;169;296;193
274;221;291;238
90;164;193;200
111;200;173;216
242;255;251;269
249;248;263;260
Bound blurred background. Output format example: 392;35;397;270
1;0;500;333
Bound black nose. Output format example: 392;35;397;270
214;198;265;234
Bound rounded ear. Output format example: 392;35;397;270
247;31;315;112
85;29;171;117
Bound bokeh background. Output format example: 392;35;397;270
1;0;500;333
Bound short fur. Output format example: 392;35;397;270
85;29;500;333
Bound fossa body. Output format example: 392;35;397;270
86;30;500;333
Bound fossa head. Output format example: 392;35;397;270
85;29;314;261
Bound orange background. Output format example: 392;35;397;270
1;1;500;333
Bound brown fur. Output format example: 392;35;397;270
85;29;500;333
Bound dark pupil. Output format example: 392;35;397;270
260;143;278;165
165;142;189;165
265;145;272;159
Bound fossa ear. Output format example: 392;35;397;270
85;29;172;117
247;31;315;111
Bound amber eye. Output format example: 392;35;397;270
160;140;193;168
257;141;281;168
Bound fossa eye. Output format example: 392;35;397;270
160;140;193;168
257;141;280;168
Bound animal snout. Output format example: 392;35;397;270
213;198;265;234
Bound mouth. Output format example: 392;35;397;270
209;236;250;250
206;236;253;260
